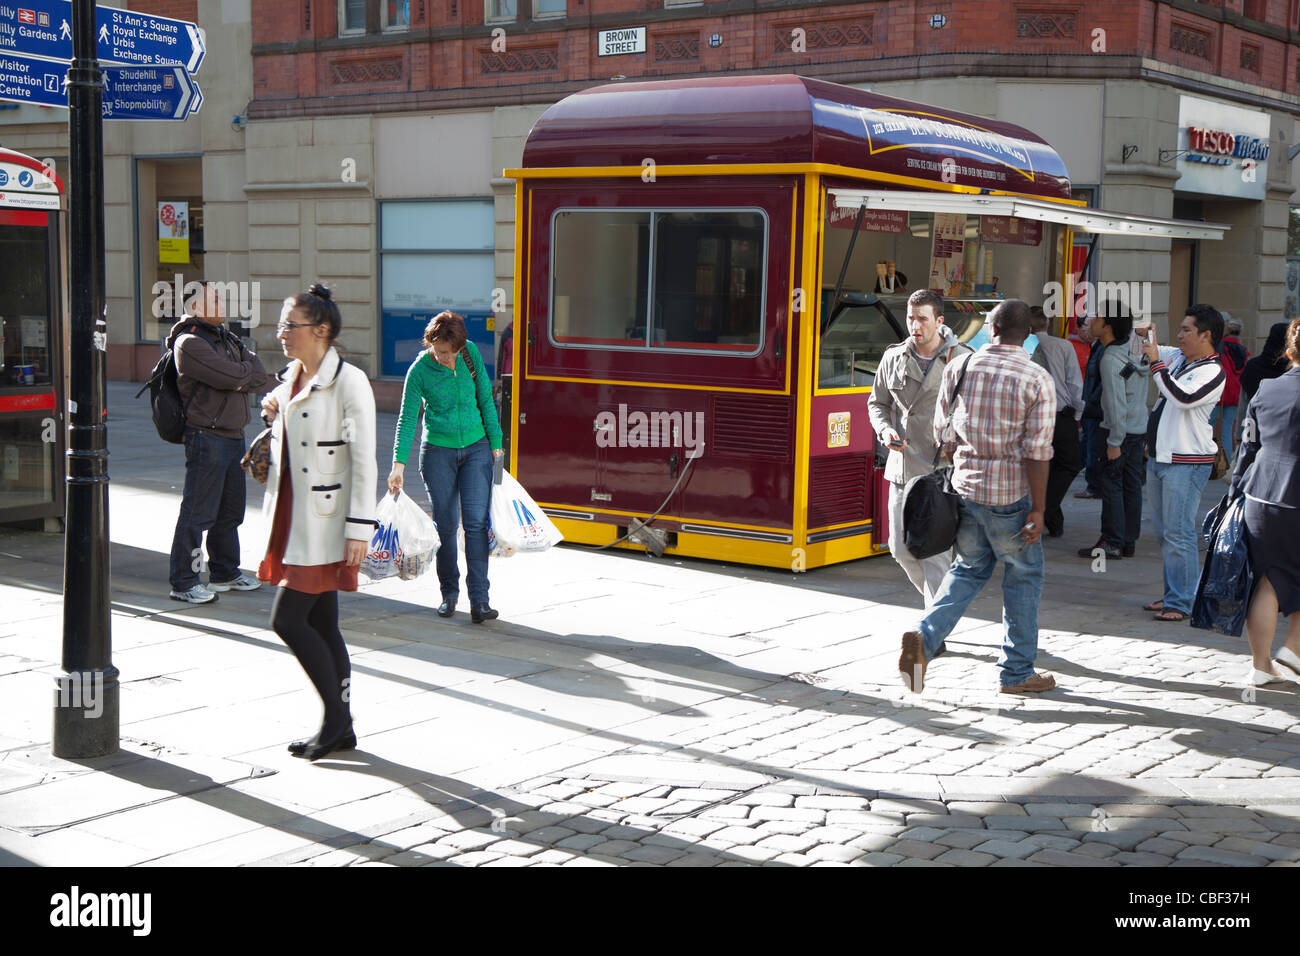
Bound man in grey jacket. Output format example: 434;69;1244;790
167;283;270;603
1077;303;1148;560
868;290;972;607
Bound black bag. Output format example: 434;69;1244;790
135;347;188;444
901;353;972;559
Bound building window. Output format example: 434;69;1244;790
1243;0;1267;22
339;0;366;34
486;0;517;22
379;199;496;378
549;208;767;355
534;0;565;17
384;0;411;30
664;0;703;6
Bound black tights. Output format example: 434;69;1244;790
272;587;352;740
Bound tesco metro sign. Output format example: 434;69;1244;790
1186;125;1271;165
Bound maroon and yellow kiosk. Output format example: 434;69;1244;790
0;147;66;529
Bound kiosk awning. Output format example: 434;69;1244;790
829;190;1229;241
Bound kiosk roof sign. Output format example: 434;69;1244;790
0;0;204;73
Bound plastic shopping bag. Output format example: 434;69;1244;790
489;471;563;554
361;490;440;581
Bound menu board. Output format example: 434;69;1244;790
828;206;907;233
981;215;1042;246
928;213;967;295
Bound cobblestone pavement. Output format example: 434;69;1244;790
0;383;1297;868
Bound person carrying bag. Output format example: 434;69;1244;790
387;311;505;624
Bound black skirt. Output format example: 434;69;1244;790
1244;497;1300;616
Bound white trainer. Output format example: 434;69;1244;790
1246;666;1300;688
170;584;217;604
209;574;261;592
1274;647;1300;679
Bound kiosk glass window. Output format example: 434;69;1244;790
0;225;53;387
550;208;766;354
818;203;1059;386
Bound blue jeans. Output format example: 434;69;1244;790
168;428;247;590
918;495;1046;688
420;438;493;604
1147;460;1212;614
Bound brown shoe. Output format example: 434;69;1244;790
899;631;927;693
1000;673;1056;694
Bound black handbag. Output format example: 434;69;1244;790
901;354;971;559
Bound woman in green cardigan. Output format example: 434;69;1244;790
387;312;504;622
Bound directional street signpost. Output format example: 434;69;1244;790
0;0;204;119
0;0;205;71
102;64;200;120
0;48;69;108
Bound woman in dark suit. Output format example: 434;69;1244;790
1234;318;1300;688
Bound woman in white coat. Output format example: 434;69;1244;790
257;284;378;761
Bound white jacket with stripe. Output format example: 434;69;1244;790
1147;346;1225;465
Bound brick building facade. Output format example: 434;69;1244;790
2;0;1299;404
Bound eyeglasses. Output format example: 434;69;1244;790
277;321;314;334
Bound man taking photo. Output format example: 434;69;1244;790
1140;304;1226;623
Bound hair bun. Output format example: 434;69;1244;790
308;283;332;301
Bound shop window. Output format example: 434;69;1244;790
339;0;366;34
378;199;495;378
486;0;517;22
534;0;565;17
550;208;766;354
383;0;411;30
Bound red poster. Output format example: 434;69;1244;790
829;205;907;233
981;215;1042;246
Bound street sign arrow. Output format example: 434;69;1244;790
101;64;198;120
0;1;204;73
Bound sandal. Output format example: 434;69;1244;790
1143;600;1165;611
1153;609;1186;622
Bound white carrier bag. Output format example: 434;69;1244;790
489;465;563;555
362;490;440;581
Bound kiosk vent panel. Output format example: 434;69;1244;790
711;396;791;461
808;455;870;528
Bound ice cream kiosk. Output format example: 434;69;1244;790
505;75;1228;570
0;147;66;529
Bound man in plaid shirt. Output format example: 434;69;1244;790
899;299;1059;695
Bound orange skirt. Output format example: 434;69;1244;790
257;433;358;594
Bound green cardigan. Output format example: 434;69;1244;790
392;343;504;463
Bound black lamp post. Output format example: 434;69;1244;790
53;0;118;758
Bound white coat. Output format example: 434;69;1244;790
262;346;378;565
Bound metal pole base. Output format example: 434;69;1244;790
52;666;120;759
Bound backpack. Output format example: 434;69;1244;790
135;347;189;444
1218;339;1247;406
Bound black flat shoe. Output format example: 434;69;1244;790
294;726;357;762
437;599;456;618
1077;540;1122;559
1122;544;1135;557
471;603;499;624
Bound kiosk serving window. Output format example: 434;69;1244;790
551;208;766;354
